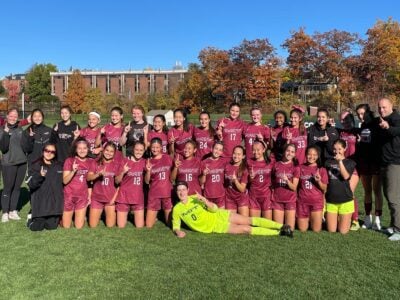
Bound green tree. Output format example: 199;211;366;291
0;81;5;95
83;88;104;113
25;63;58;103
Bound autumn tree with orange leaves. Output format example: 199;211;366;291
64;70;86;112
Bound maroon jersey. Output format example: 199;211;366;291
80;127;101;153
167;124;194;156
201;157;227;198
90;160;120;203
224;164;249;202
193;127;215;159
247;159;274;197
340;131;357;158
102;123;124;149
243;124;271;157
283;127;308;165
148;154;173;198
216;118;245;157
117;157;146;204
298;164;328;205
63;157;93;199
148;131;168;154
272;161;300;203
176;157;202;194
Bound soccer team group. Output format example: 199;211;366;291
0;100;395;239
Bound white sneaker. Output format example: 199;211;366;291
388;232;400;241
362;215;372;229
1;213;9;223
386;227;394;235
372;216;382;231
8;210;21;221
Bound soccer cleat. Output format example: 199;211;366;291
388;233;400;242
361;215;372;229
1;213;9;223
385;227;394;235
8;210;21;221
372;216;382;231
350;220;360;231
280;224;294;238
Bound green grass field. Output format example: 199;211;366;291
0;185;399;299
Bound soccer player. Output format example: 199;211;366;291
96;106;124;161
199;142;227;208
79;111;102;158
87;142;120;228
224;146;249;216
270;110;288;162
283;106;307;165
247;140;274;220
216;103;246;158
193;111;216;160
145;137;173;228
120;105;148;157
272;143;300;230
325;139;356;234
147;114;168;155
355;104;383;230
243;107;270;158
115;141;147;228
170;140;202;195
168;108;194;158
172;181;293;238
297;146;328;232
62;138;93;229
338;109;361;231
51;105;80;162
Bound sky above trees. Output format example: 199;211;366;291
0;0;399;76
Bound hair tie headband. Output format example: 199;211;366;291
89;111;101;121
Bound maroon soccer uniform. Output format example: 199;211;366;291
243;124;271;157
80;127;101;154
193;127;215;159
247;159;274;211
176;157;202;194
340;131;357;158
216;118;245;158
148;131;168;154
102;123;124;160
167;125;194;156
148;154;173;199
272;161;300;204
116;157;146;206
298;164;328;204
282;127;308;165
224;164;249;209
201;157;227;199
63;157;93;211
90;160;120;203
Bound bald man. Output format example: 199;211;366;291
378;98;400;241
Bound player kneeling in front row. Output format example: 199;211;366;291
172;181;293;238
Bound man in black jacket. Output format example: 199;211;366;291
378;98;400;241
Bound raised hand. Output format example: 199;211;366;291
72;159;79;172
320;131;329;142
146;159;153;172
124;121;132;134
4;123;9;133
122;162;130;174
256;131;264;141
54;123;58;132
169;130;176;144
174;154;182;168
314;169;321;182
202;165;210;176
100;126;106;135
73;125;80;139
26;114;32;123
250;166;255;179
40;166;47;177
379;117;389;129
29;127;35;137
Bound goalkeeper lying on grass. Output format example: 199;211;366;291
172;181;293;238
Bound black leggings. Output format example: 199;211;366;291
1;163;27;213
28;216;60;231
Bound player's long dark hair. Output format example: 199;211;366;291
282;143;299;166
305;145;322;168
199;111;216;138
252;140;270;164
152;114;169;134
98;142;116;165
230;145;247;179
173;108;190;132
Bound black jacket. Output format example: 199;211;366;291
50;121;80;162
307;123;339;163
27;160;64;218
0;123;27;166
377;111;400;166
355;115;381;166
21;123;52;165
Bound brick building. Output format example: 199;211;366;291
50;69;187;102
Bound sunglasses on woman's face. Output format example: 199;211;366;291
44;149;56;154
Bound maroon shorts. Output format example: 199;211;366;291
90;198;115;210
64;195;88;212
116;202;144;212
147;197;172;211
208;196;225;208
272;201;296;211
225;194;249;210
296;202;324;218
249;189;272;211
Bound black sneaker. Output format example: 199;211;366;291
280;225;294;238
